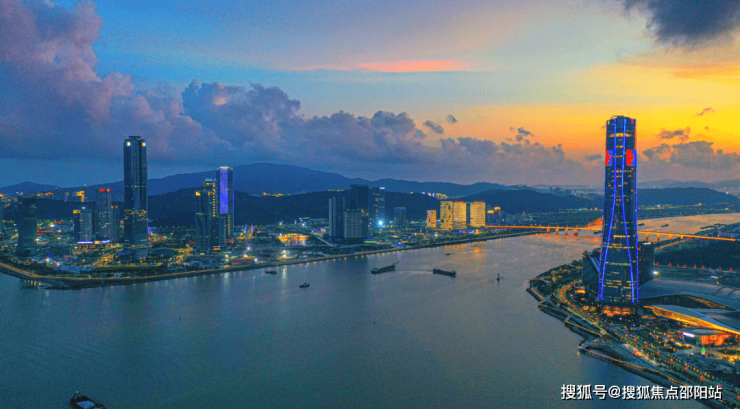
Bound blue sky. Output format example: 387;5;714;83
1;0;739;187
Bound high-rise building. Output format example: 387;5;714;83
344;209;364;242
123;136;149;259
194;189;211;253
72;191;85;202
328;197;346;241
440;201;454;230
217;166;234;238
348;184;369;237
95;188;114;240
598;116;638;316
16;197;38;257
469;202;486;227
0;200;5;235
453;201;467;229
638;241;655;286
426;210;437;229
370;187;385;227
201;179;225;250
73;209;95;242
393;207;407;225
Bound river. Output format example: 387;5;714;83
4;214;733;408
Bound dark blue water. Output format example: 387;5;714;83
0;233;700;408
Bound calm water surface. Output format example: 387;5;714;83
3;214;730;408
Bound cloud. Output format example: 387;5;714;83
0;0;597;186
695;107;716;116
423;120;445;134
656;127;691;142
359;60;470;72
620;0;740;45
509;126;534;142
643;141;740;170
446;114;458;124
585;153;604;162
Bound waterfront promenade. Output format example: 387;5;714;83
0;230;540;289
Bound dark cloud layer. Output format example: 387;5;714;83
656;127;691;141
423;120;445;134
585;153;604;162
621;0;740;45
446;114;458;124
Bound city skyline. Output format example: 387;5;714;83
2;0;740;187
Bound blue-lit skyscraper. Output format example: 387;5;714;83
217;166;234;239
598;116;638;316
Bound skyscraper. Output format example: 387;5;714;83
370;187;385;226
393;207;407;225
217;166;234;238
348;184;369;238
194;189;211;253
426;210;437;229
16;197;38;257
74;209;94;242
95;188;113;240
453;201;467;229
469;202;486;227
344;209;364;242
203;179;225;249
328;197;345;241
440;201;454;230
0;200;5;235
598;116;638;316
123;136;149;259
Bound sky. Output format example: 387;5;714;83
1;0;740;187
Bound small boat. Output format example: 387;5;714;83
299;283;310;288
371;261;399;274
638;223;645;226
496;273;500;282
265;270;277;274
432;268;457;277
661;224;669;227
445;253;451;256
70;392;106;408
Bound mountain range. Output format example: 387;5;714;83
0;163;531;198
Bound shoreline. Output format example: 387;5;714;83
1;230;544;289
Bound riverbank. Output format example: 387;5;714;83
1;230;543;289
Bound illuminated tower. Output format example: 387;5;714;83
598;116;638;316
16;197;38;257
216;166;234;238
123;136;149;259
95;188;113;240
194;189;211;253
203;179;225;250
370;187;385;227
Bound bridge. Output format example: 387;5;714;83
485;225;740;242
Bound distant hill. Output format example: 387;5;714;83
462;190;598;213
2;163;530;200
639;179;740;189
0;182;60;195
147;188;441;227
637;188;740;206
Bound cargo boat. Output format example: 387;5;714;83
371;262;399;274
70;392;106;409
265;270;277;274
299;283;310;288
433;268;457;277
